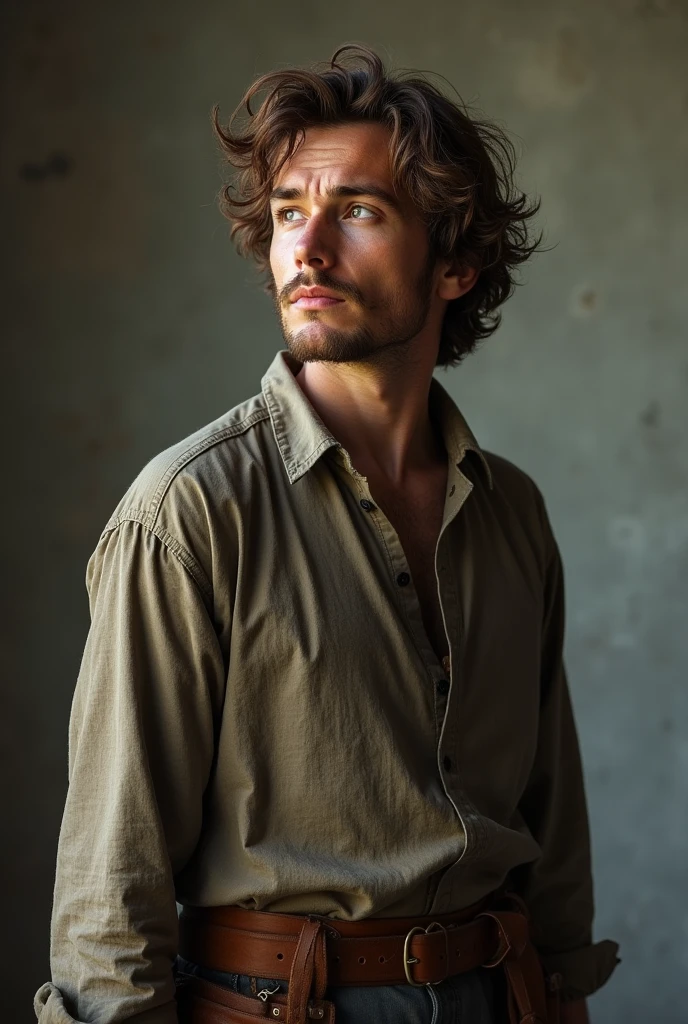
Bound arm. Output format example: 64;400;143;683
34;519;226;1023
513;493;620;1006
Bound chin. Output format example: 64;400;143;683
282;321;378;365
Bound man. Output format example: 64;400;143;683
36;45;619;1024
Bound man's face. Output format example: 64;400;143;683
268;121;441;366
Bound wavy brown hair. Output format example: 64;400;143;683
212;44;544;367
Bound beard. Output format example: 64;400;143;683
272;254;436;369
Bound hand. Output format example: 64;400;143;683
560;998;590;1024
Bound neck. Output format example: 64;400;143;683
293;346;446;488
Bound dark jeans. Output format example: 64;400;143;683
175;955;508;1023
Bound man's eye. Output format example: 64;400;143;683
277;209;305;223
350;205;375;219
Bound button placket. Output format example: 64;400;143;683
436;569;462;781
356;486;432;662
429;475;483;912
431;538;457;741
337;455;408;594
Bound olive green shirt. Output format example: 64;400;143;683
36;349;619;1023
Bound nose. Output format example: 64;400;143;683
293;214;336;271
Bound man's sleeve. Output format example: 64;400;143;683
34;518;226;1024
514;491;621;1002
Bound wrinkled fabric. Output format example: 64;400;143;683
37;349;619;1023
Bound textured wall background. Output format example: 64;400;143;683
2;1;687;1021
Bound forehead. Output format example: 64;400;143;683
273;121;394;192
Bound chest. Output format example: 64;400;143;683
367;471;449;662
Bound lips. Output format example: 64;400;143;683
292;295;344;309
289;286;345;309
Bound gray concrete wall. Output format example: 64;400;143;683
2;2;686;1020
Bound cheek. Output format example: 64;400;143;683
348;228;420;282
268;240;280;283
370;253;417;297
269;235;292;286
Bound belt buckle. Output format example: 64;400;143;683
403;921;447;987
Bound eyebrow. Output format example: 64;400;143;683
269;183;402;212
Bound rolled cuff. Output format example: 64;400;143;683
34;986;84;1024
538;939;621;1001
34;983;178;1024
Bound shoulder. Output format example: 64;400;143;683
105;390;271;533
88;389;274;594
479;449;557;558
482;450;546;511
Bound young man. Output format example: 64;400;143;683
36;45;619;1024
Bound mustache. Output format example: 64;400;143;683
279;271;366;307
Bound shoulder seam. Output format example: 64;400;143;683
117;407;269;528
102;511;213;604
148;407;270;523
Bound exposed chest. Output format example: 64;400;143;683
367;469;449;665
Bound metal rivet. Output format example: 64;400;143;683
272;1010;280;1018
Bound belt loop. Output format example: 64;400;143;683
286;917;327;1024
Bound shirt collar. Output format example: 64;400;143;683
261;349;493;490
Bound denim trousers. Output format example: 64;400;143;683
175;955;509;1023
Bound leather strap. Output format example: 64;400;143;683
178;893;559;1024
178;897;494;986
176;973;334;1023
285;918;327;1024
478;893;559;1024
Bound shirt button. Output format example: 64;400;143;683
360;499;375;511
443;755;453;772
436;678;450;696
396;572;410;586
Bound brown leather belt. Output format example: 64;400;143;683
176;892;561;1024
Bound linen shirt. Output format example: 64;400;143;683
36;349;619;1024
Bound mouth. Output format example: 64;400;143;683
289;286;346;310
292;295;344;309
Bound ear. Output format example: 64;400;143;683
436;261;479;301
